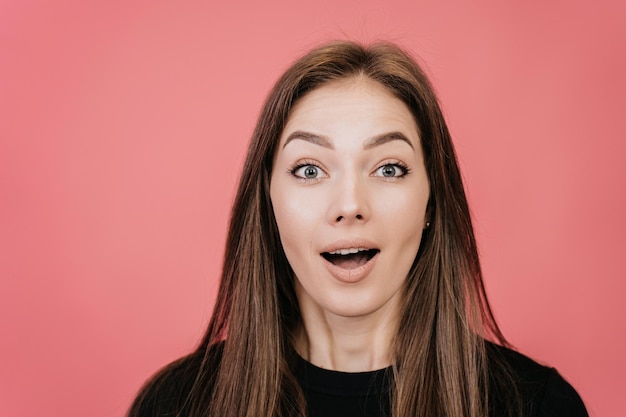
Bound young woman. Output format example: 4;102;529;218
128;41;588;417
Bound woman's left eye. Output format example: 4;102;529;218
374;163;408;178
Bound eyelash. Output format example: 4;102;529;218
287;160;411;181
288;160;326;181
374;161;411;179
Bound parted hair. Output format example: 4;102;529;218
129;40;518;417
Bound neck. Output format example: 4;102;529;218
294;297;400;372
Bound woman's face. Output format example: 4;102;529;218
270;76;430;320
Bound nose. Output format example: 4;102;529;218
328;172;370;225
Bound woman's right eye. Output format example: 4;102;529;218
291;164;325;180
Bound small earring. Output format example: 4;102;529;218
425;221;430;229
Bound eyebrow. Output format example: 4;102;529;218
283;131;333;149
282;130;415;150
364;132;414;150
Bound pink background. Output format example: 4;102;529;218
1;1;624;416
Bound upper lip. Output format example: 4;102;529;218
319;239;380;254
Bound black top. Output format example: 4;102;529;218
295;354;391;417
295;345;589;417
130;342;589;417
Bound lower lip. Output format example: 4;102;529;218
322;252;379;284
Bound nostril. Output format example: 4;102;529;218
335;213;364;222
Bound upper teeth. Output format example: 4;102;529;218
329;248;368;255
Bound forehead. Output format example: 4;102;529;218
281;76;420;145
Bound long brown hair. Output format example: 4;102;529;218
130;40;515;417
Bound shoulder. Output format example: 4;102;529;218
127;343;224;417
486;342;589;417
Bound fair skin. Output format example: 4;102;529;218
270;76;430;372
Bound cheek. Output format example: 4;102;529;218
376;188;428;228
271;182;322;256
273;190;316;231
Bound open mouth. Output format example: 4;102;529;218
321;248;380;270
